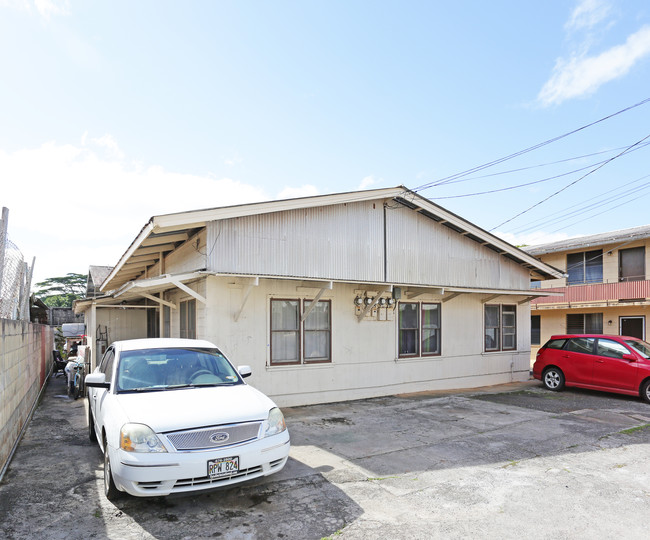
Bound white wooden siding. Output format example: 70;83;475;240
202;276;531;407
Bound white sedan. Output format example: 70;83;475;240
85;338;290;500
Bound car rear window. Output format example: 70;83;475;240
543;339;567;350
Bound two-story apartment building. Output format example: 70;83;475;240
525;224;650;357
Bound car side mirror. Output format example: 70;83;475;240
622;353;636;362
85;372;111;389
238;365;252;378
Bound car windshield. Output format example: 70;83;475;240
116;347;242;393
625;339;650;358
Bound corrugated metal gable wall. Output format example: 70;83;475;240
385;205;528;289
206;199;529;288
207;201;385;281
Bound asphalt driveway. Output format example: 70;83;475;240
1;374;650;539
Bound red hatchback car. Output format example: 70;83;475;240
533;334;650;403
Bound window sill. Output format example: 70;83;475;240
394;355;442;363
266;362;334;371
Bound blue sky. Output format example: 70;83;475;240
1;0;649;284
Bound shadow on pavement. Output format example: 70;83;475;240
0;374;362;540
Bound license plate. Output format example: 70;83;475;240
208;456;239;478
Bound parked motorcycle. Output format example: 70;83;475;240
65;358;85;400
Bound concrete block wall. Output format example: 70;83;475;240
0;319;53;476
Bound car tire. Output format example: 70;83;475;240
543;367;565;391
104;441;122;501
641;379;650;404
88;402;97;442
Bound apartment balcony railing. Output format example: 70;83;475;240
532;279;650;306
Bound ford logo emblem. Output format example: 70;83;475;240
210;432;229;444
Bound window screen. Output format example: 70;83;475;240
271;300;300;364
180;299;196;339
422;303;441;355
303;300;331;363
484;305;501;351
619;247;645;282
399;303;420;356
531;315;541;345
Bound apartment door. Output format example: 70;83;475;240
620;316;644;340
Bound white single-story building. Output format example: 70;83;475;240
75;186;562;406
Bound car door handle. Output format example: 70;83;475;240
562;355;570;358
595;360;604;363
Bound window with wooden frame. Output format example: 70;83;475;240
398;302;441;358
179;299;196;339
303;299;331;363
270;299;331;366
484;304;516;352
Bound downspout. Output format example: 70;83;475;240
384;203;388;283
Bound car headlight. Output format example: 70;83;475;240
264;407;287;437
120;423;167;453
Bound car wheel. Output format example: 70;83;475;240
543;367;565;391
88;402;97;442
104;441;122;501
641;379;650;404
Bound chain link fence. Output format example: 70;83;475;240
0;239;25;319
1;208;32;321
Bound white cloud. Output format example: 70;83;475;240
494;230;575;248
0;0;69;18
224;153;243;166
276;185;320;199
565;0;612;32
89;134;125;160
0;138;269;283
538;24;650;106
34;0;69;19
358;175;376;190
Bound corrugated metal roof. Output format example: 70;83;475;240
100;186;565;292
88;266;113;286
524;224;650;256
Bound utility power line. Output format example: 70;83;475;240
412;96;650;192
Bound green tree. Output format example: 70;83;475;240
35;273;87;308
